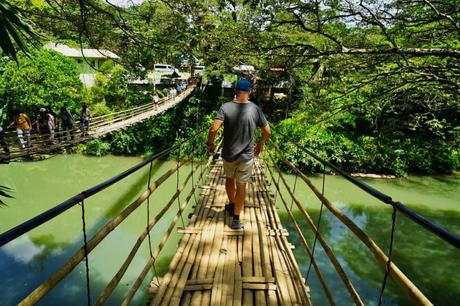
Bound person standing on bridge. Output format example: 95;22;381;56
207;79;271;230
8;110;32;149
80;103;91;137
59;106;75;141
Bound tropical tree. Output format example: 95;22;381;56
0;0;40;60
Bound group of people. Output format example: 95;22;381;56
151;79;192;110
0;104;92;154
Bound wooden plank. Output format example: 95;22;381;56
191;168;223;306
242;283;277;291
251;170;278;306
233;236;243;306
184;284;213;291
241;277;275;283
258;162;314;306
151;233;194;306
150;160;312;306
242;205;254;306
210;236;227;306
224;236;236;306
250;197;267;306
186;278;214;286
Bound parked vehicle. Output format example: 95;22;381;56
193;65;205;74
154;64;176;72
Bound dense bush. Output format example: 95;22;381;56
272;117;459;176
83;139;111;156
0;49;83;120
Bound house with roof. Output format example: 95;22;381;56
44;42;120;87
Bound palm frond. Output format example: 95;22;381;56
0;1;41;61
0;185;14;206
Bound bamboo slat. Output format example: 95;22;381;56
149;159;311;306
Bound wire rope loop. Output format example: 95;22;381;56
79;196;91;306
378;206;398;305
146;160;154;258
176;132;186;228
306;163;327;281
190;138;199;206
289;144;301;211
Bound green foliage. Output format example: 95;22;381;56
87;63;128;109
0;1;41;61
273;116;459;176
104;91;215;159
83;139;111;156
0;49;83;118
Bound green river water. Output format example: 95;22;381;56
0;155;459;306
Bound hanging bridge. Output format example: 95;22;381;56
0;85;196;161
0;128;459;306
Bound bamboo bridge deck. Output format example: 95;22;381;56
151;160;312;306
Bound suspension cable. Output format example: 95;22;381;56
0;128;205;247
378;207;397;305
176;133;186;228
145;160;161;287
269;139;432;305
146;161;154;258
266;147;364;305
271;126;460;250
261;161;336;306
289;144;300;211
306;163;326;280
79;195;91;306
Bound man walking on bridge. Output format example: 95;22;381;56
207;79;271;229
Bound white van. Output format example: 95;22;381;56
154;64;176;72
193;65;205;74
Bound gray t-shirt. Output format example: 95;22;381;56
215;101;268;162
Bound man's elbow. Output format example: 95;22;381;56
262;125;271;139
209;125;219;133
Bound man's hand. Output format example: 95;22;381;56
254;143;264;157
207;143;216;154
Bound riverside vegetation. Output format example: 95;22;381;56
0;0;458;176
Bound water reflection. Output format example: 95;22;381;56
2;235;46;264
280;202;460;306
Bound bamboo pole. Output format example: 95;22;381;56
258;162;335;305
254;162;314;306
121;173;201;306
270;141;434;306
18;151;197;306
266;150;365;306
94;163;200;305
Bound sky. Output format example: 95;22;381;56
106;0;145;7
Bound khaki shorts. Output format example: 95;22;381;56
223;159;254;183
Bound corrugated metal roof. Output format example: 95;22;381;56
44;42;120;59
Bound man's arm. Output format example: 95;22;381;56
207;119;223;154
25;115;32;129
254;123;271;157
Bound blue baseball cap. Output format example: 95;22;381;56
235;79;252;92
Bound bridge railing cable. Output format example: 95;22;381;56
1;86;195;160
1;128;216;305
272;127;460;250
263;150;364;306
0;129;202;247
266;131;446;305
255;161;337;306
